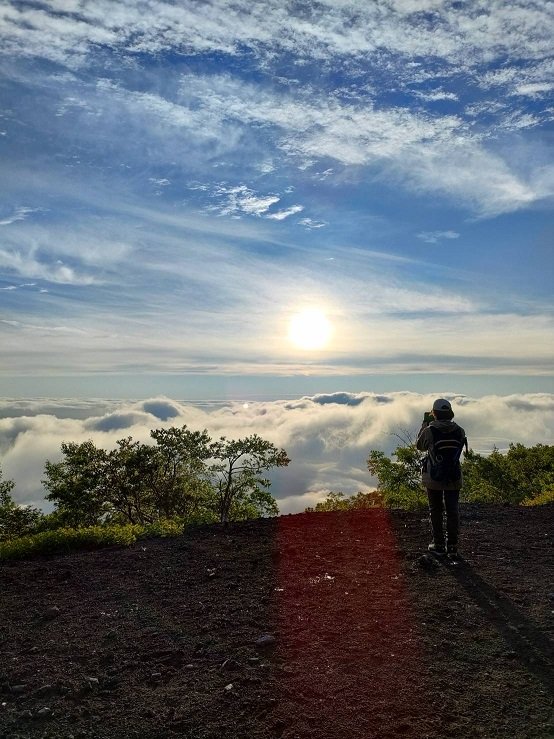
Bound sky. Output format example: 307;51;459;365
1;2;553;511
0;0;553;399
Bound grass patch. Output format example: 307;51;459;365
0;519;184;561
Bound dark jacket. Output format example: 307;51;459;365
416;419;466;491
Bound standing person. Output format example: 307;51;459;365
417;399;468;558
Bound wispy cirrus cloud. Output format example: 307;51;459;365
417;230;460;244
0;207;41;226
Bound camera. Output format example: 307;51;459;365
423;411;434;423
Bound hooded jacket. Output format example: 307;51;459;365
416;419;466;491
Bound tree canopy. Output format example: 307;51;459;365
41;426;289;528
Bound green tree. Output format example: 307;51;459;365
208;435;289;523
101;437;156;524
147;426;213;519
43;441;109;526
0;468;43;541
462;443;554;504
367;443;427;509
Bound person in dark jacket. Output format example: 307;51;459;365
416;398;467;557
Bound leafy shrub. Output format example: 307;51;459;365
140;518;184;538
521;485;554;507
306;490;384;512
0;519;185;561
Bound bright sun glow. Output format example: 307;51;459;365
288;309;332;350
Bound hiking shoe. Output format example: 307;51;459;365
428;543;446;555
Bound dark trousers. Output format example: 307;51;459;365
426;489;460;546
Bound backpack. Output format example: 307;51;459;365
426;426;466;484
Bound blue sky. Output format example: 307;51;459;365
1;0;553;399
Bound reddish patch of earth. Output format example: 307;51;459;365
0;504;553;738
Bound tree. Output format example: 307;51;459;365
0;468;43;541
367;442;427;509
208;435;289;523
43;441;109;526
147;426;213;519
101;437;157;524
463;443;554;504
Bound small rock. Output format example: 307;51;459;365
45;606;60;619
151;672;162;679
255;634;277;649
11;685;27;694
547;592;554;601
220;659;239;671
20;709;33;719
248;656;260;664
35;684;55;697
86;677;99;687
36;707;52;718
224;683;233;691
185;664;195;669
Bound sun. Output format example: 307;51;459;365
288;308;332;350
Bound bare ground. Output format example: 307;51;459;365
0;504;553;739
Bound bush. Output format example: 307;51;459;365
521;485;554;507
0;519;185;561
306;490;384;512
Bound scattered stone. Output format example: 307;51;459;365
248;656;260;664
11;684;27;694
35;684;55;697
20;710;33;719
185;664;195;669
36;707;52;718
255;633;277;649
224;683;233;691
151;672;162;679
547;592;554;601
45;606;60;619
220;659;239;671
86;677;99;687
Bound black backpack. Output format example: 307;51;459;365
427;426;467;484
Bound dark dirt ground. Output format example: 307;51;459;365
0;504;553;739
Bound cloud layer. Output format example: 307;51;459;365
2;392;553;514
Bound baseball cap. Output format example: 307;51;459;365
432;398;452;412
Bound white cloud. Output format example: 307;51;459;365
512;82;554;98
299;218;327;229
417;230;460;244
0;207;40;226
413;90;459;102
208;184;280;217
0;247;97;285
1;0;551;74
1;392;553;513
266;205;304;220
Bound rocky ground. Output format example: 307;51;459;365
0;504;553;739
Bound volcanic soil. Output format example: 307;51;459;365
0;504;553;739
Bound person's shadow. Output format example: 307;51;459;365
442;558;554;694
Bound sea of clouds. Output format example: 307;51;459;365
1;392;554;514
